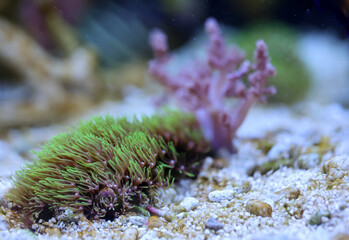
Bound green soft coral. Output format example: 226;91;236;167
6;111;212;227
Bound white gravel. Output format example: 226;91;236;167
1;31;349;239
1;100;348;240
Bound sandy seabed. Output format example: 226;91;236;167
0;96;349;240
1;29;349;240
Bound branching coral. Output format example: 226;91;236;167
234;22;310;103
149;18;276;153
6;111;212;227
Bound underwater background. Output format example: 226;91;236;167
0;1;349;240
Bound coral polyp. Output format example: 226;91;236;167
6;111;212;227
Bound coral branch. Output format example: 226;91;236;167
149;18;276;153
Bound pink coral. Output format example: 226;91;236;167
149;18;276;153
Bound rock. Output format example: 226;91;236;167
180;197;199;211
274;187;300;200
205;217;224;232
56;207;83;222
246;200;272;217
121;227;138;240
208;190;236;202
322;155;349;180
297;153;321;169
164;211;175;222
171;205;187;213
308;210;331;225
148;216;164;229
45;228;62;237
164;205;190;222
128;216;146;227
212;158;228;169
238;182;252;194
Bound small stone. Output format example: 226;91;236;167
322;155;349;180
308;210;331;226
297;153;321;169
148;216;164;229
6;202;13;209
171;205;187;213
121;227;138;240
56;207;83;222
208;189;236;202
31;223;39;230
246;199;272;217
275;187;300;200
49;217;57;224
177;212;188;219
164;211;176;222
45;228;62;237
238;182;252;194
128;216;146;227
205;217;224;232
212;158;228;169
179;197;199;211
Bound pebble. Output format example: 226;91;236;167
45;227;62;237
274;187;300;200
246;200;272;217
56;207;82;222
205;217;224;232
171;205;187;213
179;197;199;211
322;155;349;180
163;205;187;222
148;216;164;229
237;182;252;194
297;153;321;169
308;210;331;225
212;158;228;169
121;227;138;240
164;211;175;222
128;216;146;227
208;189;236;202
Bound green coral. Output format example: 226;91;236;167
6;111;211;226
233;22;311;103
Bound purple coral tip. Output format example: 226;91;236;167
149;29;168;55
205;17;219;34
